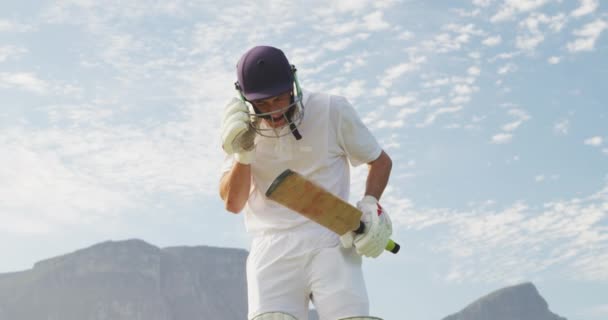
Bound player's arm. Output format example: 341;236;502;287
219;96;256;214
350;149;394;257
219;163;251;214
333;95;395;257
364;150;392;200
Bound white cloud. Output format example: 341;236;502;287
418;105;463;127
491;0;550;22
579;304;608;318
0;99;225;236
342;54;368;73
468;66;481;76
516;13;567;51
374;119;404;129
567;19;608;52
498;63;518;75
423;77;450;88
372;87;388;96
0;72;82;96
315;6;393;38
571;0;599;18
553;119;569;135
0;136;135;234
327;21;359;35
452;84;475;96
584;136;603;147
0;72;49;94
380;55;427;88
329;79;367;99
324;37;354;51
473;0;493;7
491;109;530;143
454;8;482;18
429;98;445;106
492;133;513;144
0;20;13;32
547;56;561;64
397;107;420;119
482;35;502;46
331;0;376;13
451;96;471;105
516;33;545;51
535;174;559;182
398;30;414;40
488;51;522;62
421;23;484;53
0;19;33;32
444;23;485;36
388;94;416;106
363;11;390;31
0;45;27;62
502;109;531;132
397;182;608;283
425;25;484;53
469;51;482;60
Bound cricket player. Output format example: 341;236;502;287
219;45;393;320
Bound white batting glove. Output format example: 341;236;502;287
221;97;256;164
339;229;355;249
352;195;392;258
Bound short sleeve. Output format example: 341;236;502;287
220;153;235;175
333;96;382;166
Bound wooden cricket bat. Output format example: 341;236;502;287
265;169;400;254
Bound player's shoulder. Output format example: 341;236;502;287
303;90;350;112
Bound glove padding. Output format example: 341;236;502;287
340;195;392;258
221;97;256;164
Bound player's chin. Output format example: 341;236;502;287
265;118;286;128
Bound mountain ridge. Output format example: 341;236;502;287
1;239;566;320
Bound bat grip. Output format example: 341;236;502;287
355;222;400;254
355;221;366;234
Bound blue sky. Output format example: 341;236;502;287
1;0;606;319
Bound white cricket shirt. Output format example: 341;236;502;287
222;90;382;236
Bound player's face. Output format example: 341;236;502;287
251;91;292;128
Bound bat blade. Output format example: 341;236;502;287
265;169;400;254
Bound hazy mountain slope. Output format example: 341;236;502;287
0;240;566;320
442;282;567;320
0;239;248;320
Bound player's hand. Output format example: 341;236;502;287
339;229;355;249
353;195;392;258
221;97;256;164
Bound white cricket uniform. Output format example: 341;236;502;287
221;90;382;320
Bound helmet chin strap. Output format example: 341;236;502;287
290;66;303;140
290;122;302;140
249;92;302;140
287;95;302;140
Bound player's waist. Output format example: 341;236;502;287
249;220;339;246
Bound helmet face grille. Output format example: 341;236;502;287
247;87;305;138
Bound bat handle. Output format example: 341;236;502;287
356;222;400;254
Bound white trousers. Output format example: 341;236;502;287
247;227;369;320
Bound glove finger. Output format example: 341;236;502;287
223;98;249;122
340;232;354;249
370;246;383;258
236;126;256;151
223;108;250;128
222;121;249;153
356;241;383;258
